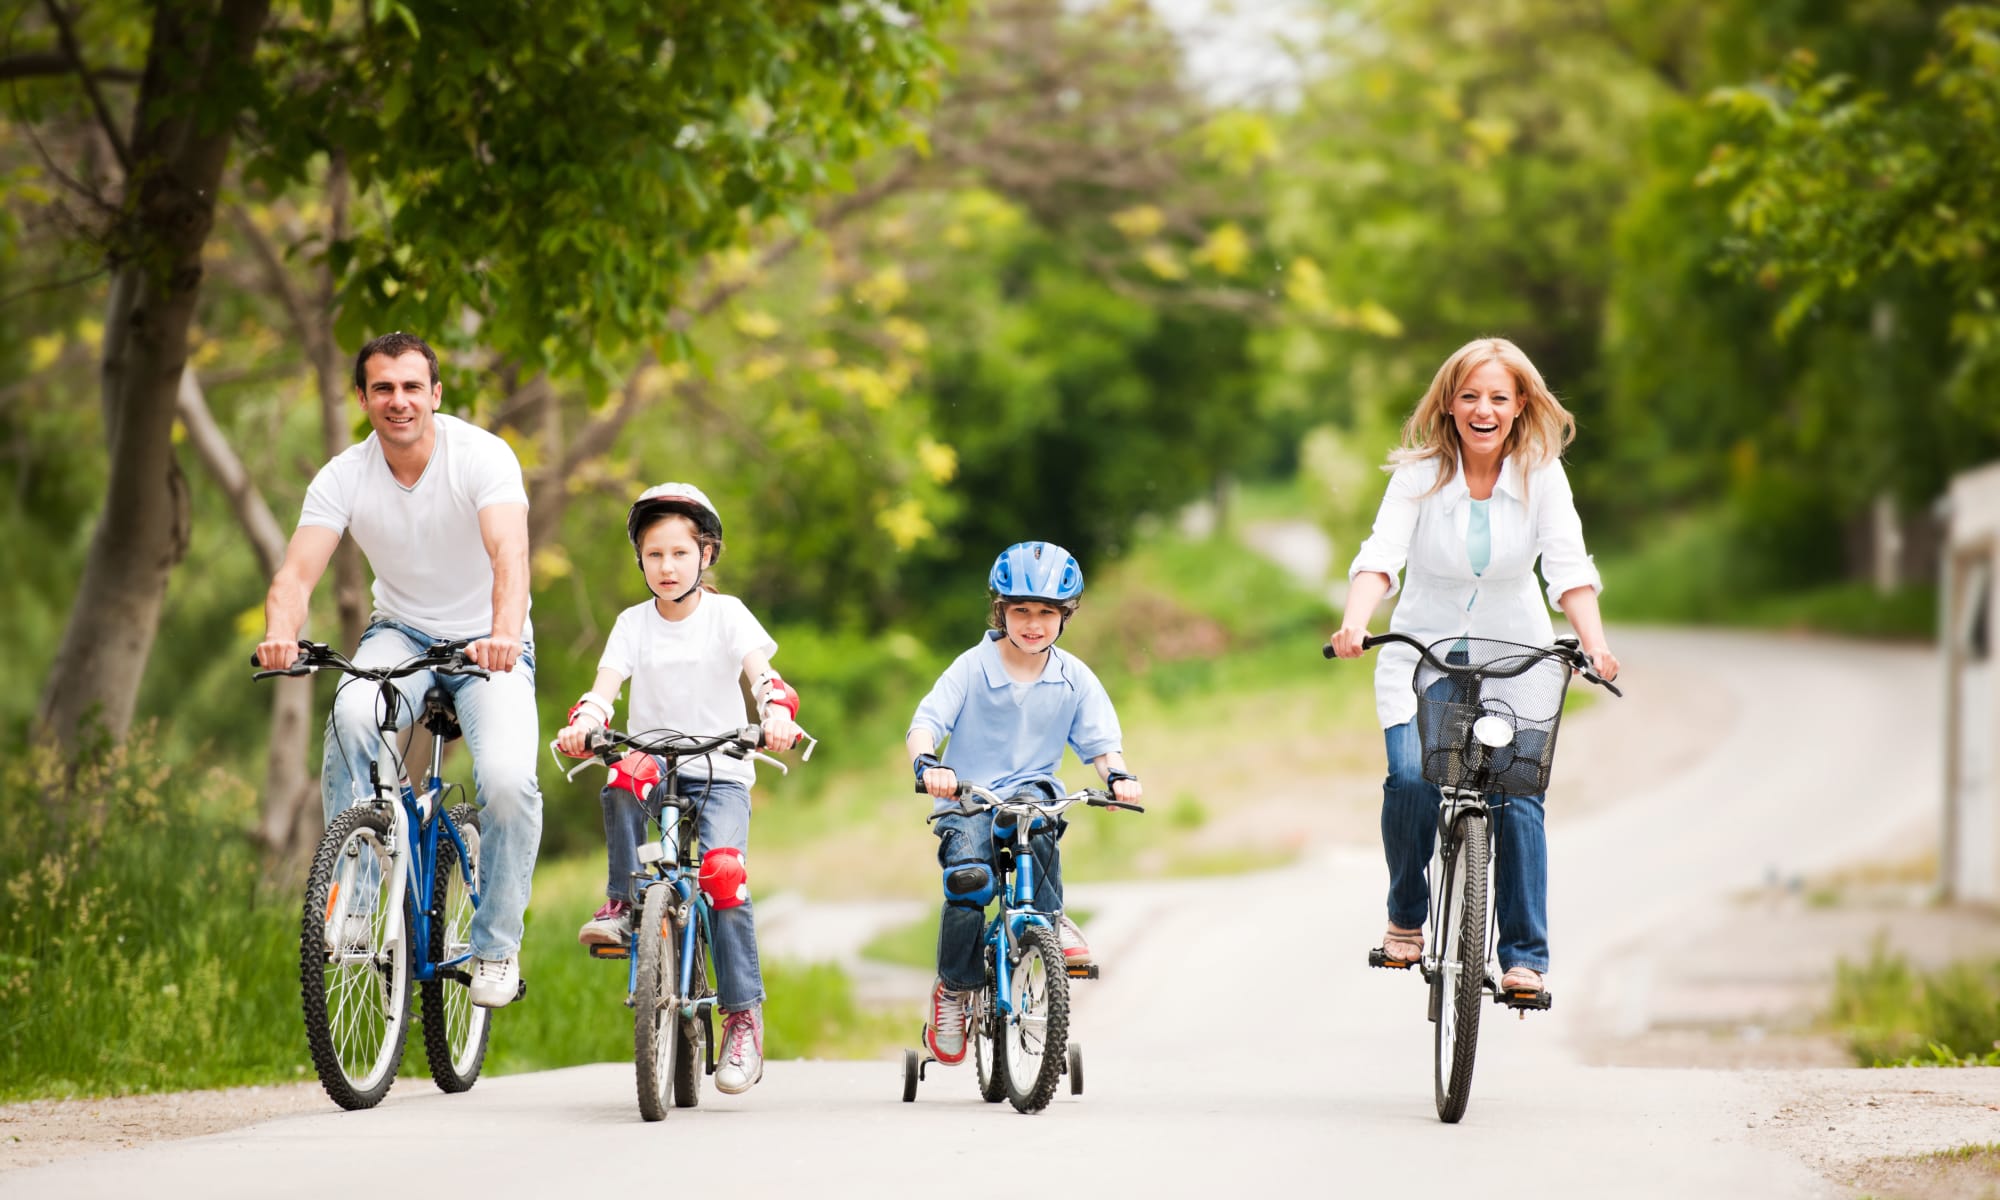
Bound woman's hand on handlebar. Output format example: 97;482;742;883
1583;644;1620;683
1328;624;1372;659
922;765;959;800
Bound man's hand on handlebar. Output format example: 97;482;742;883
255;635;306;671
466;635;523;674
1328;624;1371;659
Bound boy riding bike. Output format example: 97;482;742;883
907;541;1143;1067
555;483;800;1095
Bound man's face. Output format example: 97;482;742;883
357;350;440;452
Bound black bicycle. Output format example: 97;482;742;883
1324;632;1619;1122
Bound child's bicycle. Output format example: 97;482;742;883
1323;632;1620;1123
253;638;503;1110
552;723;807;1122
900;782;1144;1114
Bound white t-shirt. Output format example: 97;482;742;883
298;414;533;641
598;592;777;786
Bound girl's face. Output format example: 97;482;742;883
1003;601;1064;653
639;515;710;600
1451;359;1520;462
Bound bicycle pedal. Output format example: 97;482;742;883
1499;989;1552;1011
587;943;630;960
1065;963;1099;980
1368;948;1415;970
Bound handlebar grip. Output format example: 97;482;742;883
1321;642;1336;659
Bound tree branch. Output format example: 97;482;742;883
39;0;133;173
0;52;140;83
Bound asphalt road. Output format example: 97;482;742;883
3;629;1949;1199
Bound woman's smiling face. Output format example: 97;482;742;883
1451;359;1519;461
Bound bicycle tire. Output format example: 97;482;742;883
300;805;411;1110
1002;924;1070;1114
1433;811;1488;1124
421;804;490;1093
633;882;679;1121
972;982;1007;1103
672;917;707;1108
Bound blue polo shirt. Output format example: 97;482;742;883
908;631;1124;803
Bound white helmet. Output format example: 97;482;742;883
626;482;723;561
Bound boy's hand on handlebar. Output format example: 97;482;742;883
759;714;800;753
1328;624;1371;659
466;635;522;674
1110;777;1142;804
922;766;959;800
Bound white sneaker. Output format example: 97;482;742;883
714;1008;764;1094
1057;914;1093;966
469;955;521;1008
925;980;970;1065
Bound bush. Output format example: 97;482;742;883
1829;943;2000;1067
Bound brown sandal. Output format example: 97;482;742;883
1500;966;1545;994
1381;925;1424;965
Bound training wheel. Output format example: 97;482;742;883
1068;1043;1084;1096
902;1048;919;1102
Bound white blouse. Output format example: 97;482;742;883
1347;454;1603;729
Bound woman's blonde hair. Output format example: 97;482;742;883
1388;337;1575;495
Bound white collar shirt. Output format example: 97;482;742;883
1346;454;1602;729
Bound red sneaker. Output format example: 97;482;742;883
925;980;970;1065
1057;913;1093;966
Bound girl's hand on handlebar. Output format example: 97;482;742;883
555;719;601;759
922;766;959;800
759;714;800;753
1328;624;1371;659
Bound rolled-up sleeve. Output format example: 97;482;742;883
1534;460;1603;609
1348;462;1427;601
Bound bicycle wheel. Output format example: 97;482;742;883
1433;811;1489;1123
633;882;679;1121
421;804;490;1092
673;918;707;1108
1001;924;1070;1114
972;983;1007;1103
300;805;411;1110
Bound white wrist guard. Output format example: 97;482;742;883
569;690;616;729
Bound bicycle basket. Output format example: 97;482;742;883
1411;638;1573;795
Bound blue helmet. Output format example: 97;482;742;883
988;541;1084;604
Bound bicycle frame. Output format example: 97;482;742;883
986;808;1059;1021
628;788;719;1032
375;727;481;987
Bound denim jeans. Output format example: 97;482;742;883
1382;719;1550;973
321;619;544;962
603;773;764;1013
932;796;1066;993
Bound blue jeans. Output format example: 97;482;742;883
603;773;764;1013
322;619;544;962
933;797;1066;993
1382;720;1550;973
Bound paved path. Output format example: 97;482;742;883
4;629;1977;1199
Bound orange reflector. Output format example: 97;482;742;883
324;882;341;924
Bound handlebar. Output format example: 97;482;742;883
920;781;1146;821
250;639;490;682
548;724;809;782
1323;631;1622;697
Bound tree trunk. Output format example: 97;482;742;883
177;368;318;861
34;0;274;753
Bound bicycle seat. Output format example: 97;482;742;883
420;685;463;743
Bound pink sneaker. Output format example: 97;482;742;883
715;1007;764;1094
925;980;970;1065
576;899;632;947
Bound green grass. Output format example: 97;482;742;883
1826;941;2000;1067
1599;508;1936;640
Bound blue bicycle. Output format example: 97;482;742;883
254;638;498;1110
554;724;804;1122
901;783;1144;1114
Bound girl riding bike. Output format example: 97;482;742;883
555;482;801;1096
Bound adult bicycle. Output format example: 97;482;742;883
253;638;501;1110
1323;632;1619;1123
901;783;1144;1114
553;724;805;1122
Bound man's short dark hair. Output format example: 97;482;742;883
352;332;440;390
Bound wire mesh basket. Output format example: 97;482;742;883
1411;637;1575;795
